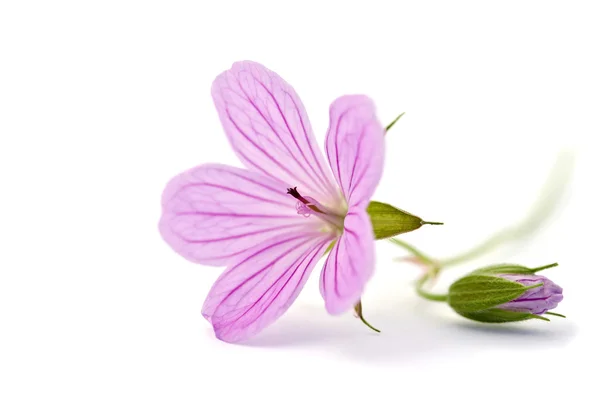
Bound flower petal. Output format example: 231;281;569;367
202;231;333;343
325;95;385;209
212;61;340;207
320;209;375;315
159;164;322;266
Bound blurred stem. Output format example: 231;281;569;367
391;151;574;269
439;233;509;267
415;273;448;302
392;152;573;304
389;238;436;266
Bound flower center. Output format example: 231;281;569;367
286;187;345;230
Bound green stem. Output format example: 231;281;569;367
391;151;574;269
415;273;448;302
441;231;510;267
389;238;437;266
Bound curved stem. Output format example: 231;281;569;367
389;238;437;266
441;232;510;267
415;274;448;302
392;151;574;269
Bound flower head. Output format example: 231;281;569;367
447;263;564;322
159;61;384;342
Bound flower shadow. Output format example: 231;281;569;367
244;298;577;363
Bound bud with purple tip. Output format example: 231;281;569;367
448;263;564;323
496;274;563;315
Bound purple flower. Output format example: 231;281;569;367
159;61;384;342
496;274;563;315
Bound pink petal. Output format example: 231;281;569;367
320;209;375;315
212;61;340;207
159;164;322;266
202;231;333;343
325;95;385;209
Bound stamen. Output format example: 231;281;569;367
295;202;312;217
286;187;345;231
286;187;308;204
286;187;325;214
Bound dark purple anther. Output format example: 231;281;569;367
496;274;563;315
287;187;325;214
286;187;345;229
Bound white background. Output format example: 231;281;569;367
1;1;599;396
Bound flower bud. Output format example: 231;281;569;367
447;263;564;323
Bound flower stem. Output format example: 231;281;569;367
415;273;448;302
391;151;574;269
389;239;449;302
389;238;437;266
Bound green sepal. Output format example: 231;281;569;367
470;263;558;276
470;264;536;275
385;112;405;132
456;308;549;323
354;301;381;333
448;274;531;313
367;201;424;239
545;311;566;318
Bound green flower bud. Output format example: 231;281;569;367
447;263;563;323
